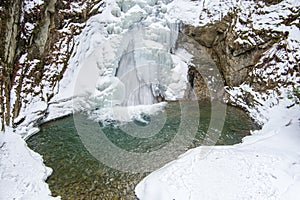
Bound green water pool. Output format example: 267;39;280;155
27;101;258;199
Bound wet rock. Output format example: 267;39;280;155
261;0;283;6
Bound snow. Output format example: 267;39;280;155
135;98;300;200
0;128;59;200
166;48;192;100
88;102;167;124
24;0;44;13
166;0;203;25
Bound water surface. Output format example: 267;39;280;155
27;101;258;199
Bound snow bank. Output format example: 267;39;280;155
0;128;59;200
135;98;300;199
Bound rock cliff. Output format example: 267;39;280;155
180;0;299;112
0;0;102;131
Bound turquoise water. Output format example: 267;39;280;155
27;101;258;199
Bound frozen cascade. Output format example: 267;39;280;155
70;0;188;123
168;21;180;53
114;22;180;106
115;41;157;106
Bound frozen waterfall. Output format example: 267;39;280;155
114;23;180;106
71;0;188;122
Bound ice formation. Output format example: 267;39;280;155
65;0;186;122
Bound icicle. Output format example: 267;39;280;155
168;20;181;54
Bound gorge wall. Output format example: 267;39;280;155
0;0;102;130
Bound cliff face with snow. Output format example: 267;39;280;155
182;0;300;123
0;0;102;133
0;0;299;135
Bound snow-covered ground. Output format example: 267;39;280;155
135;97;300;200
0;128;60;200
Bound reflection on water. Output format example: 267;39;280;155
27;101;258;199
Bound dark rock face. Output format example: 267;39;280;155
184;17;228;48
260;0;283;6
183;15;281;88
177;33;225;101
187;66;195;89
0;0;22;128
187;66;210;100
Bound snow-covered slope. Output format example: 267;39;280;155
135;97;300;200
0;128;60;200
